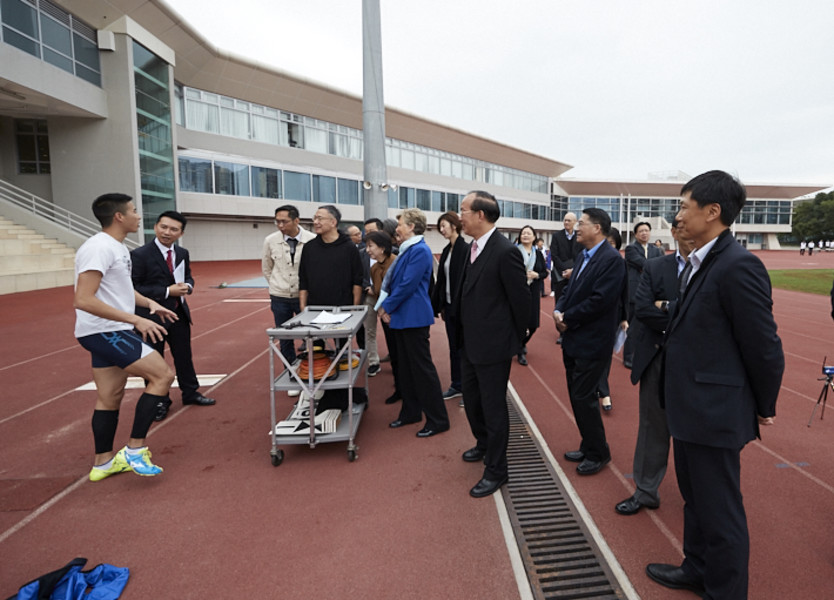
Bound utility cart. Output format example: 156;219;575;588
266;305;368;465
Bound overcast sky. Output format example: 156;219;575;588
166;0;833;189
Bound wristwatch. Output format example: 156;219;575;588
660;300;669;312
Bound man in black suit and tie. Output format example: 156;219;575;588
615;219;694;516
646;171;784;599
623;221;664;367
131;211;216;421
549;212;580;303
554;208;626;475
457;191;530;498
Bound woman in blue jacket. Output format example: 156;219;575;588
377;209;450;437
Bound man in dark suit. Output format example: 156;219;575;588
553;208;626;475
646;171;784;600
549;212;580;303
623;221;664;367
615;219;695;516
457;191;530;498
131;211;216;421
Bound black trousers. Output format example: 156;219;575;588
674;438;749;600
461;350;512;481
562;352;609;461
393;327;448;430
152;306;199;401
379;321;401;398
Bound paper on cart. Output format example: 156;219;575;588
310;311;350;324
271;409;342;435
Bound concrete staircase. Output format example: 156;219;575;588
0;215;76;294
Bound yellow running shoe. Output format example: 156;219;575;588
89;448;132;482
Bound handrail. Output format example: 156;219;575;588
0;179;140;249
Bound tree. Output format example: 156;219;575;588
792;191;834;241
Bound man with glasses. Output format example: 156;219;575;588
299;205;363;310
553;208;626;476
262;204;315;366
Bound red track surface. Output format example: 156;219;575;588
1;252;833;598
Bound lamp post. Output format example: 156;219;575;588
362;0;388;221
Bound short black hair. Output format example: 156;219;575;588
364;217;384;231
157;210;187;230
468;190;500;223
319;204;341;224
681;170;746;226
364;230;392;257
607;227;622;250
92;193;132;227
275;205;299;220
633;221;651;234
583;207;611;236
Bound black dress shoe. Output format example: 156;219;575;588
615;495;659;515
153;398;172;422
645;563;705;595
469;475;508;498
384;393;401;405
416;425;449;438
576;456;611;475
462;447;486;462
564;450;585;463
389;419;418;428
517;354;528;366
183;394;216;406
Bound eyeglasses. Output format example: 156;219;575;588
274;219;292;225
312;215;334;222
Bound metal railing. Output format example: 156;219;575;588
0;179;139;249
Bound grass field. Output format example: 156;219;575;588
769;269;834;295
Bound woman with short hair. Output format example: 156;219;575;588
377;209;450;437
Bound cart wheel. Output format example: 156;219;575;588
348;450;357;462
271;450;284;466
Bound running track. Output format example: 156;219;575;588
1;252;832;598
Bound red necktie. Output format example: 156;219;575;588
166;249;174;274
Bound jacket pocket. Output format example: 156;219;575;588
694;372;744;387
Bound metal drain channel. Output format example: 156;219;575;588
501;397;627;599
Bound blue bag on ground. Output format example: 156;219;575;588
7;557;129;600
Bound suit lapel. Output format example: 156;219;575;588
668;234;730;333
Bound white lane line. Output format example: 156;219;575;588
0;348;268;545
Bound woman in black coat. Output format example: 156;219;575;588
430;211;469;401
516;225;548;365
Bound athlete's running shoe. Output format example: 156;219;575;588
125;447;163;476
89;448;132;482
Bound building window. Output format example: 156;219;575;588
0;0;101;85
178;156;212;193
15;119;50;174
312;174;336;204
338;179;360;205
214;161;249;196
284;170;311;201
252;166;281;199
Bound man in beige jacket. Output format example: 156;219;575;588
262;204;315;366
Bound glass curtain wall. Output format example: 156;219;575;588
0;0;101;84
133;40;175;238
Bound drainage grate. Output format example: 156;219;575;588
501;397;627;599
